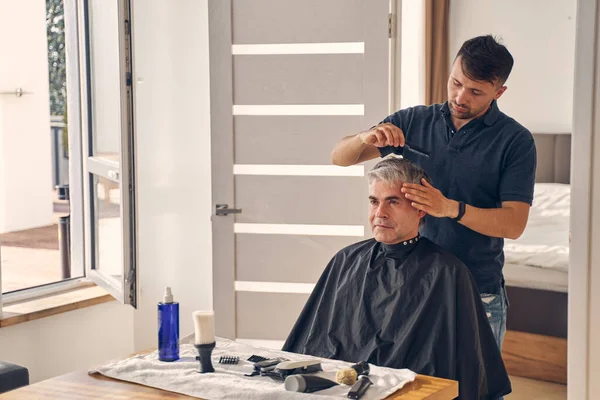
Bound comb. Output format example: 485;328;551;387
218;356;239;364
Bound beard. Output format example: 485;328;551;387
449;101;489;120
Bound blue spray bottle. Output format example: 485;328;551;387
158;286;180;361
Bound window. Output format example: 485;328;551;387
80;0;137;306
0;0;85;305
0;0;136;315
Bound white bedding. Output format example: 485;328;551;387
503;263;568;293
504;183;570;273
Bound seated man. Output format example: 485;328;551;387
282;158;511;399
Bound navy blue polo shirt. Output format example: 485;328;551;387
379;101;537;294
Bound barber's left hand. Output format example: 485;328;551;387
401;179;458;218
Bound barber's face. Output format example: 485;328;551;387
369;180;424;245
447;56;506;121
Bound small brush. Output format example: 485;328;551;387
193;310;216;373
336;361;370;385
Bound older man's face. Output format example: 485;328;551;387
369;180;424;245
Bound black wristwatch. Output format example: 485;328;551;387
452;201;466;222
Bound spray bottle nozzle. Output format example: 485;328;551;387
163;286;174;303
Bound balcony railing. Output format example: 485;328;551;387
50;115;68;187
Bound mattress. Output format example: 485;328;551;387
503;183;570;292
504;183;570;273
503;262;568;293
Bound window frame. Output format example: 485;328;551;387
78;0;137;307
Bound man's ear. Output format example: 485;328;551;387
494;86;507;100
417;210;427;219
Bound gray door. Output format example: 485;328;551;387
210;0;390;344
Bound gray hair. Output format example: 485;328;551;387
368;157;431;186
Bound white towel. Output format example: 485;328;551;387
89;337;416;400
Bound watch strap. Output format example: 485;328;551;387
453;201;466;222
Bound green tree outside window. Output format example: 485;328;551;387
47;0;68;153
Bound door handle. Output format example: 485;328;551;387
216;204;242;216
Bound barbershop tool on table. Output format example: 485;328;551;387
336;361;370;385
193;310;216;373
247;355;268;363
285;374;338;393
265;359;323;381
158;287;180;362
218;356;239;365
244;357;288;377
347;376;373;399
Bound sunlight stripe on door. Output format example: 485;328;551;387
235;281;316;294
233;164;364;177
232;42;364;55
233;104;364;116
234;223;365;237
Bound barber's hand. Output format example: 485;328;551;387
401;179;459;218
359;123;405;148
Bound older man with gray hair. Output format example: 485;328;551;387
283;157;511;400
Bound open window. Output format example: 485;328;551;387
77;0;136;306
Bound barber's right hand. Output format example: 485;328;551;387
358;123;405;148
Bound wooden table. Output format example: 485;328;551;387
0;370;457;399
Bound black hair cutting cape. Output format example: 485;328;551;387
282;237;511;400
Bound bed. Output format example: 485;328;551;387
501;133;570;384
504;181;569;293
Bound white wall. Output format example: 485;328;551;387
131;0;213;351
449;0;577;133
0;301;133;383
0;0;53;233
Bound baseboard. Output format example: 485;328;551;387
502;330;567;384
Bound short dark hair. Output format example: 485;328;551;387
454;35;514;86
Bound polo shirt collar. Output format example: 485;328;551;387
483;100;500;126
440;102;450;115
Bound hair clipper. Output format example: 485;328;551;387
264;359;323;381
244;357;288;377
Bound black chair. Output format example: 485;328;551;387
0;361;29;393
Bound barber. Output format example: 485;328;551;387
330;35;536;352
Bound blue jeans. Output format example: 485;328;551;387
481;286;508;400
481;286;508;350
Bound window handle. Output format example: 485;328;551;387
0;88;33;97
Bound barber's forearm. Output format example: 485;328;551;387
449;201;526;240
331;134;368;166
